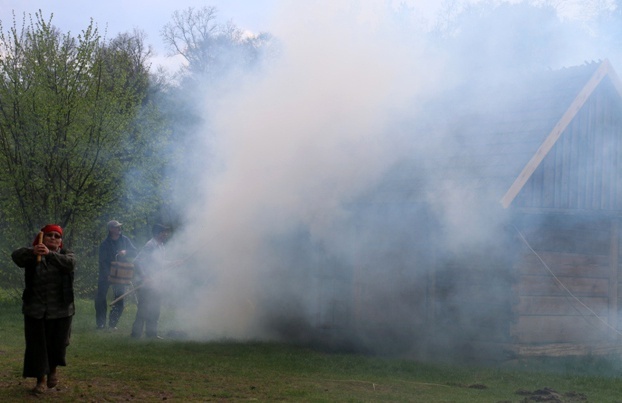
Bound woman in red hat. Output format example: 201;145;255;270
11;224;76;394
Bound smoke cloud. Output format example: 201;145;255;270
157;0;622;357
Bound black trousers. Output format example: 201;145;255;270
95;280;127;328
131;287;162;338
23;315;72;379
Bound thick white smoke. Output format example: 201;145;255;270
161;0;622;355
166;0;446;341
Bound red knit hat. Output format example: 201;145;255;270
33;224;63;248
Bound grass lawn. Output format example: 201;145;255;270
1;296;622;402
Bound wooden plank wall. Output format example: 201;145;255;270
514;83;622;211
509;79;622;345
511;218;615;344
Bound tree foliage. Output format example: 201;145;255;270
0;12;162;295
0;6;273;296
0;12;145;238
161;6;273;80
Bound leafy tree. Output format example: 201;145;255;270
0;12;160;295
161;6;272;79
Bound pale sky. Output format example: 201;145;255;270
0;0;615;73
0;0;278;72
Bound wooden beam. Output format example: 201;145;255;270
427;258;437;322
609;218;619;337
500;61;612;208
602;59;622;100
511;206;622;218
503;342;622;357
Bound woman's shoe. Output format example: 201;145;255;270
47;372;58;388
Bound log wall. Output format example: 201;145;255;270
514;82;622;211
510;216;618;344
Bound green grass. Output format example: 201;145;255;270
2;298;622;402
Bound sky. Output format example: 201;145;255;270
0;0;487;73
0;0;615;73
0;0;279;72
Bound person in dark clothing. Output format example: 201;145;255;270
131;224;172;339
95;220;137;330
12;224;76;394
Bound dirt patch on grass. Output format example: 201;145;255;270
515;387;587;402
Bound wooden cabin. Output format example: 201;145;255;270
341;59;622;359
501;59;622;356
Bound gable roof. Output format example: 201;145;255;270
364;60;622;212
500;59;622;208
409;59;622;210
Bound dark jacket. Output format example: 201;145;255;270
98;234;137;282
12;247;76;319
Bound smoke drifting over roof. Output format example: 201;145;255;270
158;1;622;358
